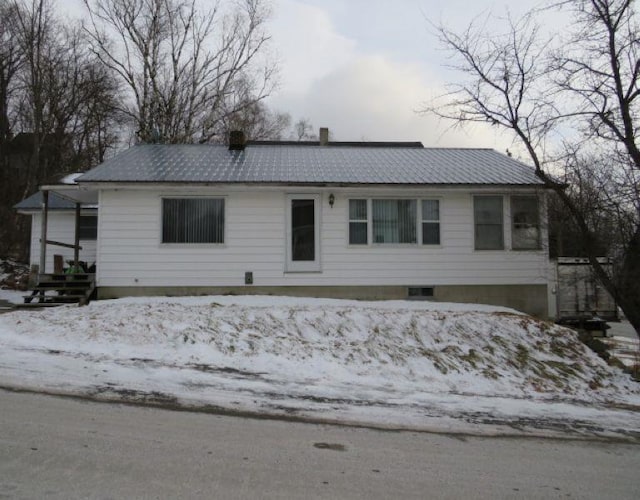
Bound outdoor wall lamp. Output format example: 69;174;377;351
328;193;335;208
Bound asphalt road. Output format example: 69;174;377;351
0;390;638;499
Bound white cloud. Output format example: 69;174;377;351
266;1;517;151
269;0;356;94
270;50;513;149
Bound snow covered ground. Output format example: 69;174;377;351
0;288;25;305
1;295;639;440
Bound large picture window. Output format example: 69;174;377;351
474;196;503;250
372;199;417;244
162;198;224;243
348;198;441;245
511;196;540;250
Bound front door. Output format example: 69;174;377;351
286;194;320;272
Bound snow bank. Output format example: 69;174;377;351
0;295;638;436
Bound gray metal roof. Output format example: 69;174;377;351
14;192;75;211
77;144;543;186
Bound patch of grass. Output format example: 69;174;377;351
460;349;481;369
490;335;508;349
536;321;552;334
481;367;500;379
423;348;459;375
607;356;627;370
515;344;529;369
432;359;449;375
589;377;603;390
533;367;565;390
543;360;581;378
482;344;495;355
441;345;462;355
549;339;570;357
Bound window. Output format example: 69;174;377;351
348;198;442;246
408;287;434;298
372;199;416;244
511;196;540;250
286;195;320;272
78;215;97;240
291;199;315;261
474;196;503;250
162;198;224;243
349;199;368;244
421;200;440;245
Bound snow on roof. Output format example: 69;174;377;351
60;173;83;184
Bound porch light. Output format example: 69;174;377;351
328;193;335;208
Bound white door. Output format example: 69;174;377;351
286;194;321;272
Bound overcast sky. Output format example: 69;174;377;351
59;0;550;151
266;0;550;150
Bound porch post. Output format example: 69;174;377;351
74;202;81;268
39;190;49;274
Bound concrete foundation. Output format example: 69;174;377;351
98;284;548;318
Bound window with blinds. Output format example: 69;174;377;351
372;199;417;244
162;198;225;243
348;198;441;245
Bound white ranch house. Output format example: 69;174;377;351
16;133;551;317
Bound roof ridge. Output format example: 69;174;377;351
131;142;504;152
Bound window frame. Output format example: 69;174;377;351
285;194;321;272
78;214;98;241
473;195;504;251
346;197;442;247
348;199;369;245
510;195;541;250
421;199;441;246
160;196;226;245
371;198;417;245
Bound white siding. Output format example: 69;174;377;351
96;187;549;288
30;212;97;273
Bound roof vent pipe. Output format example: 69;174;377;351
319;127;329;146
229;130;246;150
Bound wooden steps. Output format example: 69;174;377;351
18;273;96;308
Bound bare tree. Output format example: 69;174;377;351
0;0;122;260
292;117;317;141
82;0;277;144
222;100;290;140
426;0;640;335
0;1;23;154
